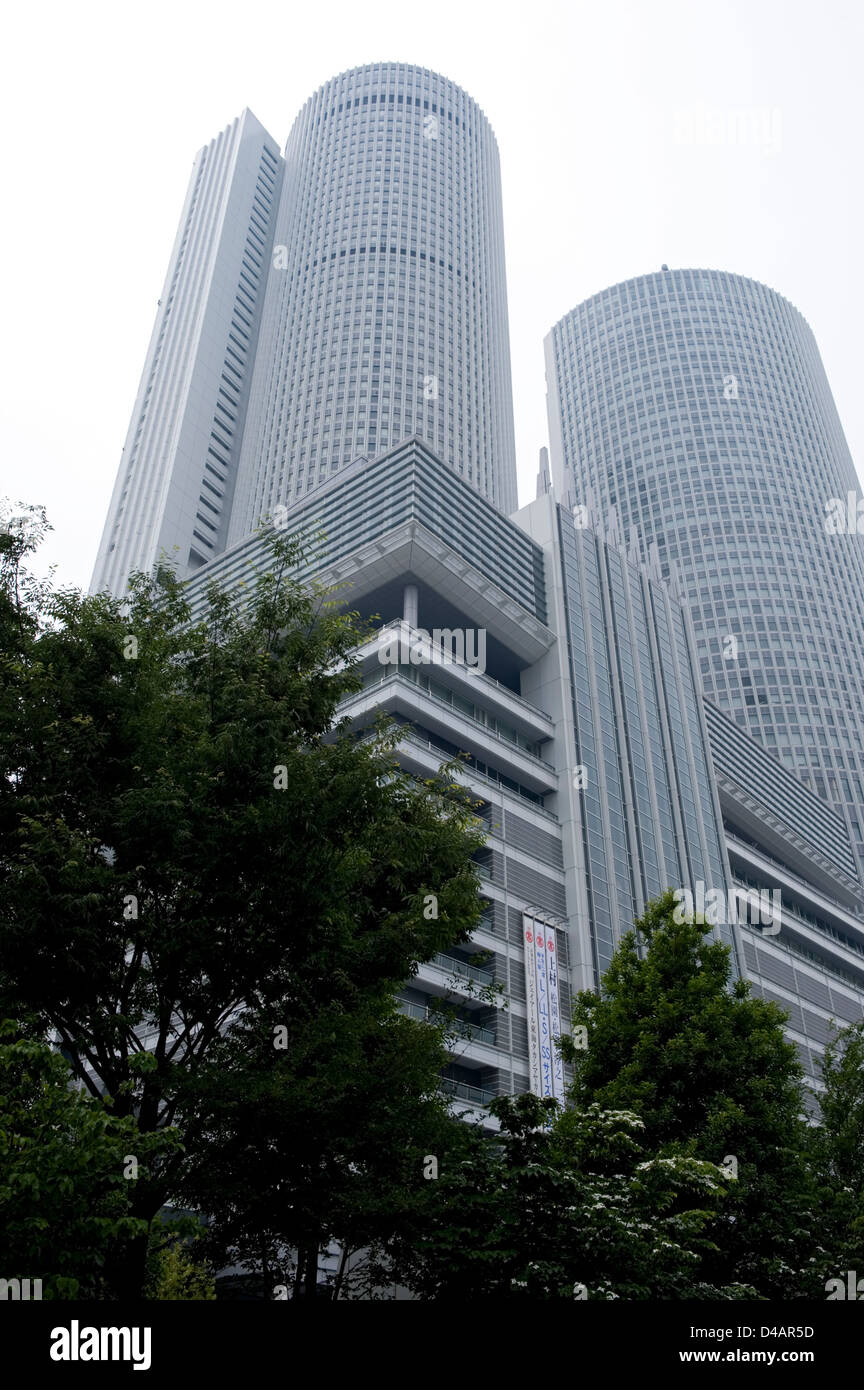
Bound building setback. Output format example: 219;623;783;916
706;698;864;1088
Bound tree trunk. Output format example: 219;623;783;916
333;1244;350;1301
104;1227;150;1301
304;1238;318;1299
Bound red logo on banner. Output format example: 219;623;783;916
525;930;534;944
547;937;555;951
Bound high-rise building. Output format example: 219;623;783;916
91;111;284;594
546;268;864;882
705;697;864;1087
92;64;517;598
92;81;864;1130
181;436;864;1096
230;63;517;535
516;488;739;985
183;437;738;1106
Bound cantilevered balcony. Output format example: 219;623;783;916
356;621;555;744
340;671;558;797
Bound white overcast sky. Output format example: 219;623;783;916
2;0;862;591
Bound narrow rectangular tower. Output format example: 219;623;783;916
91;110;283;595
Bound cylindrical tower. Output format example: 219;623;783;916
546;268;864;877
230;62;517;540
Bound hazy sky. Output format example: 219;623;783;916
3;0;862;590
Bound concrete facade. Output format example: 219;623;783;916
183;439;744;1110
91;111;283;593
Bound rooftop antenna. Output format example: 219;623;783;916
536;446;552;498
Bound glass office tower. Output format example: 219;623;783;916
546;268;864;881
93;65;517;597
229;62;518;538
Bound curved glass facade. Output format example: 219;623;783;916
547;268;864;881
230;62;517;539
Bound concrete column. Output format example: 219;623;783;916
403;583;418;627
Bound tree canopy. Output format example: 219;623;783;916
559;890;825;1298
0;504;485;1297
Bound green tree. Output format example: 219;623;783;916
0;505;485;1298
143;1229;216;1300
382;1091;752;1299
559;890;823;1298
0;1021;174;1298
180;1005;465;1299
811;1019;864;1282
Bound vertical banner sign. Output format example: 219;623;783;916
534;925;554;1098
522;919;543;1096
546;930;565;1099
523;914;564;1099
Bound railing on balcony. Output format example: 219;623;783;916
733;872;864;965
427;951;495;986
726;833;863;920
393;729;559;820
352;725;558;822
476;910;500;936
439;1076;494;1106
356;666;555;768
398;998;496;1045
368;620;554;722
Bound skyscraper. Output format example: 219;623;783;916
230;63;517;535
546;268;864;881
91;84;864;1121
181;432;864;1096
92;64;517;597
182;436;738;1103
91;111;284;594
